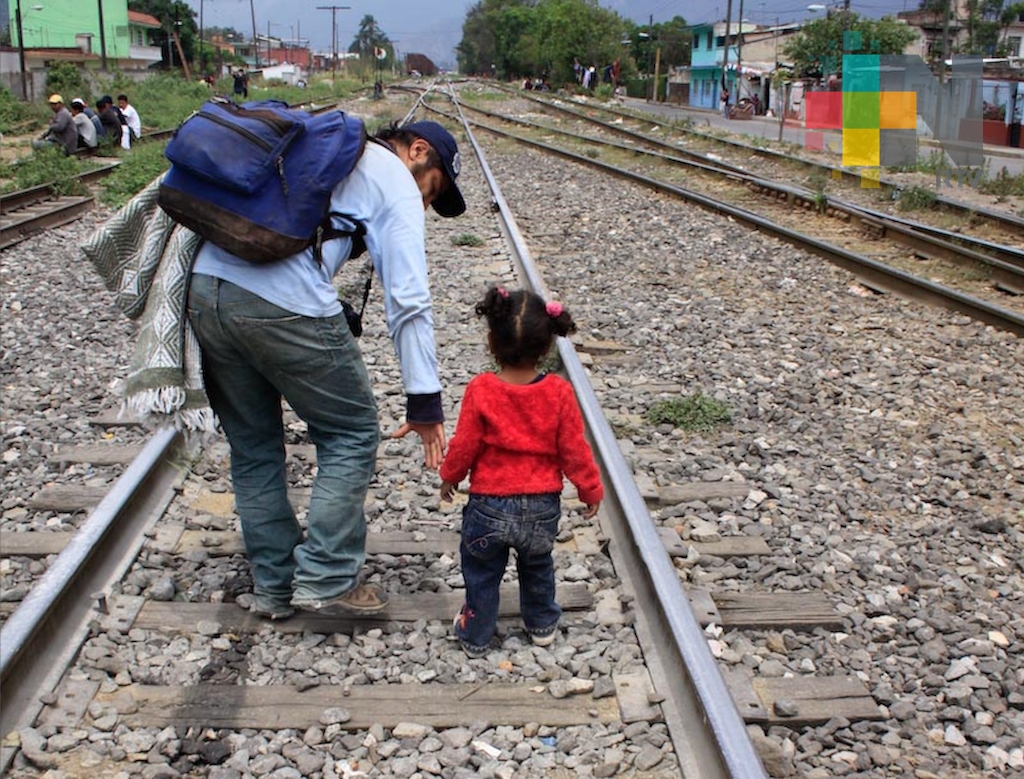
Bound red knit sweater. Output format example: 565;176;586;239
439;372;604;505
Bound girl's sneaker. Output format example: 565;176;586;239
453;609;494;657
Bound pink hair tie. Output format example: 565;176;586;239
497;287;509;298
546;301;563;318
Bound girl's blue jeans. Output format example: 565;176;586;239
455;493;562;652
186;275;380;605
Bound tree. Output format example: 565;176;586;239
652;16;692;69
457;0;532;77
958;0;1024;55
456;0;628;83
349;14;390;60
783;13;919;77
129;1;198;68
530;0;626;84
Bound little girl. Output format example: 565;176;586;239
440;287;603;657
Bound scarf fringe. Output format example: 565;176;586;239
122;390;219;434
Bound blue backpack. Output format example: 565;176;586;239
159;98;367;263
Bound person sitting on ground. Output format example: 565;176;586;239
95;97;122;147
440;287;603;657
70;98;97;150
76;97;106;140
117;94;141;149
33;94;78;156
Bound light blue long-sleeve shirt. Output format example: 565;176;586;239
192;141;441;400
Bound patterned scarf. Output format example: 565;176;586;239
81;176;217;432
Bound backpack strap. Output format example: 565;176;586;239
314;215;367;262
314;135;397;262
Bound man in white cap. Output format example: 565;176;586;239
187;119;466;620
33;94;77;155
69;98;97;150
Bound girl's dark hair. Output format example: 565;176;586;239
375;121;443;173
475;287;577;369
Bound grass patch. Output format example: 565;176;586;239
98;143;170;209
914;150;947;175
897;185;937;211
978;167;1024;198
451;233;485;247
646;392;732;432
0;145;87;195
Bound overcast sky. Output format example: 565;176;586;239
192;0;899;70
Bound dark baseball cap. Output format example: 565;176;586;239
404;120;465;218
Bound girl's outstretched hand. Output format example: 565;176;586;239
582;502;600;519
391;421;446;469
440;480;457;502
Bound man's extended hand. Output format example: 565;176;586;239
390;421;446;469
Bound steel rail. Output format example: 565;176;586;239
445;86;769;779
438;107;1024;337
0;196;96;251
0;427;186;775
504;86;1024;234
456;99;1024;282
0;163;121;215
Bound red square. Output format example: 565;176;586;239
805;131;824;151
805;92;842;129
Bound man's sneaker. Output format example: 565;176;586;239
530;629;557;647
236;593;294;621
291;583;389;616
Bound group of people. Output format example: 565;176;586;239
36;93;141;155
573;57;620;91
171;117;604;656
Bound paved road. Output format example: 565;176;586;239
619;96;1024;179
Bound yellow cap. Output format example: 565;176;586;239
48;94;63;104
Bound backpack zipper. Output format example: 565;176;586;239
197;109;274;152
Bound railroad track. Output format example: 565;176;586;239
3;85;1021;779
498;84;1024;237
0;89;875;779
420;85;1024;337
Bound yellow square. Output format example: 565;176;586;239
879;92;916;130
843;129;880;167
832;168;843;179
860;167;881;188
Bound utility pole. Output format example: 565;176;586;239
97;0;108;71
250;0;259;68
15;0;28;99
172;15;191;80
737;0;744;102
317;5;351;81
723;0;734;114
199;0;205;75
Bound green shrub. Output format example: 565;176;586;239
646;392;732;432
978;167;1024;198
0;145;85;195
897;185;937;211
45;62;87;103
0;84;42;129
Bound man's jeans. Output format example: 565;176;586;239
187;275;380;604
455;493;562;651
